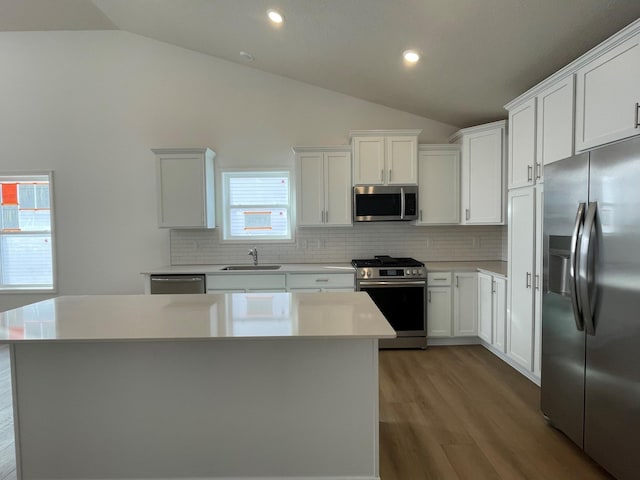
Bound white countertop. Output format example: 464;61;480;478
141;263;355;275
0;292;396;343
423;261;508;277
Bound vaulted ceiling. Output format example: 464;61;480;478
2;0;640;127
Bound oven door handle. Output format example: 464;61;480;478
358;280;426;287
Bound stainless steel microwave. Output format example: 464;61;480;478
353;185;418;222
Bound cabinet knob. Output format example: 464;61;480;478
635;102;640;128
535;162;542;180
527;164;533;182
419;209;423;222
465;209;470;221
526;272;532;288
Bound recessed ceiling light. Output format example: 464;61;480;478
267;9;284;24
239;51;255;62
403;50;420;63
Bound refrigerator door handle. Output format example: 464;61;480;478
569;202;586;331
578;201;598;335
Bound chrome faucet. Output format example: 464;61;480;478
248;247;258;266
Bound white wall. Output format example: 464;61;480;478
0;31;457;311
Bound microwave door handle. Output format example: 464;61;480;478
400;187;405;220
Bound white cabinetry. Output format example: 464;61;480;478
478;272;507;352
453;272;477;336
450;121;506;225
427;273;453;337
206;274;286;293
509;98;537;189
417;145;460;225
533;185;544;377
536;76;575;167
506;187;537;371
351;130;421;185
575;31;640;152
294;146;352;227
286;273;354;292
152;148;215;229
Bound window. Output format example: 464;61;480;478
0;173;55;291
222;171;293;241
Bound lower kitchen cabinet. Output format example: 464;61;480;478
206;274;286;293
427;273;453;337
427;272;477;338
285;273;354;292
453;272;478;336
478;272;507;351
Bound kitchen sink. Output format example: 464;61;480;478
221;265;281;271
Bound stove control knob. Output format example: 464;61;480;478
405;269;410;276
412;269;418;275
360;269;365;277
367;270;372;278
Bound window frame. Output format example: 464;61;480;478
0;171;57;293
220;169;296;244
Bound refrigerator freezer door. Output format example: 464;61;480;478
584;136;640;480
541;153;589;448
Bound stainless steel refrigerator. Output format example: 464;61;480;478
542;135;640;480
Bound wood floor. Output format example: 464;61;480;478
0;345;612;480
379;346;612;480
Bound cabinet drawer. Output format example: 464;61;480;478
286;273;354;290
427;272;452;286
206;274;286;290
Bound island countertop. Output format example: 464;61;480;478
0;292;396;343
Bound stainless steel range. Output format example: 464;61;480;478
352;255;427;349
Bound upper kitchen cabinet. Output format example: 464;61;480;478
508;98;537;189
152;148;215;229
417;145;460;225
294;146;352;227
351;130;421;185
507;76;575;188
536;76;575;168
575;31;640;152
450;121;506;225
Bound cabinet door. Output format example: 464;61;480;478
353;136;385;185
575;32;640;152
324;151;352;226
453;273;477;336
507;187;536;370
537;76;575;170
157;155;206;228
533;185;544;377
461;128;504;224
508;98;537;189
477;272;493;343
493;276;507;353
297;152;325;226
417;149;460;224
427;286;452;337
386;136;418;184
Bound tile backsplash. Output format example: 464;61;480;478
170;224;506;265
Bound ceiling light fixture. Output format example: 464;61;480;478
403;50;420;63
267;9;284;24
239;51;255;62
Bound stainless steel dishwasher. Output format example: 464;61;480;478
149;274;206;294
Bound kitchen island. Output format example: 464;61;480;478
0;292;395;480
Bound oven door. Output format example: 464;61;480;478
358;280;426;335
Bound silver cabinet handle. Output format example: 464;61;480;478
325;210;328;223
535;274;540;290
635;102;640;128
389;169;392;182
433;277;447;281
578;202;598;335
527;164;533;182
455;275;459;288
535;162;542;180
419;209;423;221
492;279;496;293
570;203;586;331
315;278;329;283
321;210;324;223
526;272;532;288
428;290;432;303
465;209;470;221
400;186;405;220
381;169;384;182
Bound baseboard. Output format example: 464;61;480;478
427;336;481;346
480;340;541;386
